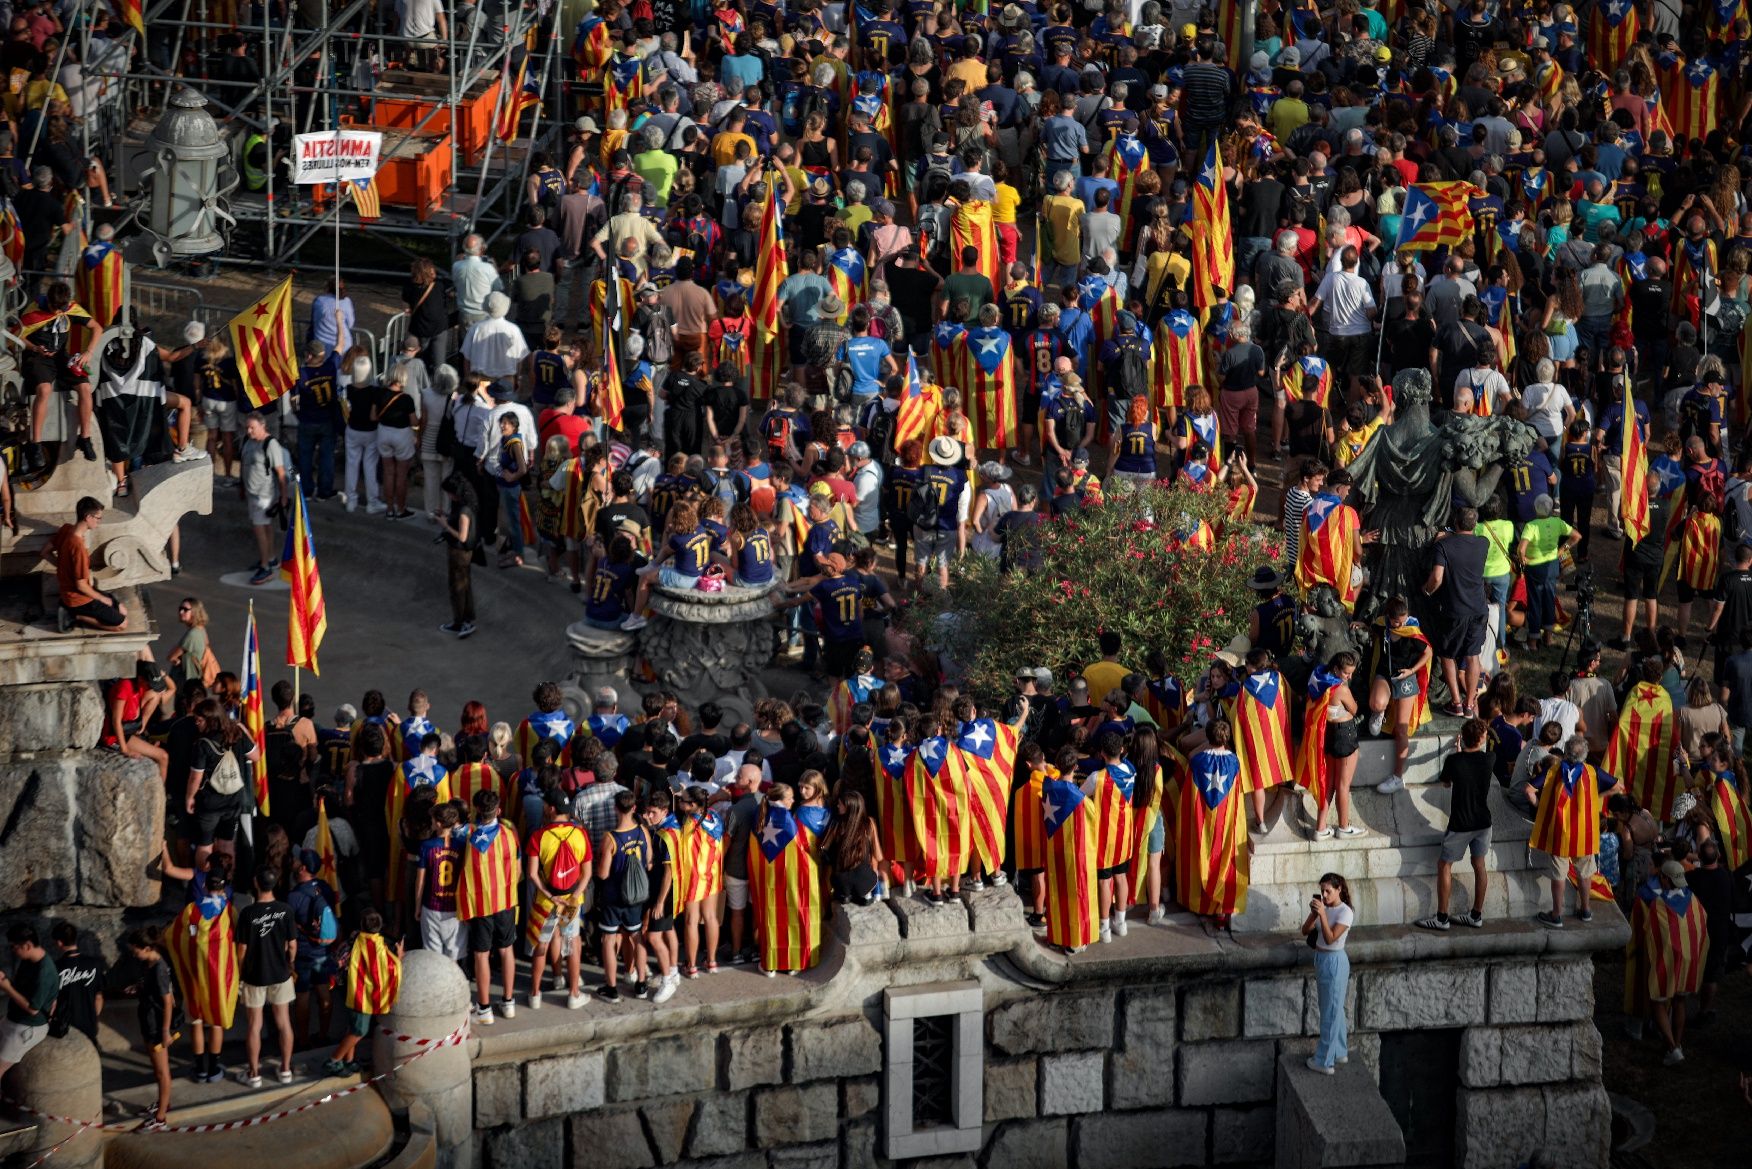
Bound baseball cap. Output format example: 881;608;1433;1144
1659;860;1688;888
1071;447;1091;467
808;480;834;498
1149;83;1169;99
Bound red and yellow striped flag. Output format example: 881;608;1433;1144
1604;682;1680;820
1090;759;1138;873
76;240;125;330
1619;381;1652;546
1295;667;1347;812
517;490;538;549
1191;140;1234;307
1011;766;1047;872
749;805;823;971
456;820;521;921
165;890;239;1030
1234;669;1294;793
680;811;726;904
344;931;403;1015
1153;308;1203;410
1712;775;1751;870
347;176;382;220
1588;0;1640;68
1042;772;1100;949
750;180;788;403
600;335;626;432
230;275;300;409
524;821;590;947
905;736;971;883
117;0;145;38
1174;746;1249;917
241;606;270;816
877;744;915;877
316;796;342;900
451;760;509;812
1626;884;1709;1009
955;718;1018;875
279;483;328;674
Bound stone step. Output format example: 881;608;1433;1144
1347;730;1450;789
1236;866;1552;932
1254;786;1532;854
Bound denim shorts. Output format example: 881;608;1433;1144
659;567;701;589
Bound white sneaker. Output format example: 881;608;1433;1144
620;614;648;631
1098;922;1113;945
344;494;357;513
1367;711;1385;736
1663;1046;1685;1066
1305;1057;1335;1076
651;976;678;1005
497;999;516;1020
966;877;984;892
471;1004;494;1026
1146;905;1166;926
1377;774;1405;794
526;991;543;1010
172;445;206;463
989;871;1008;887
366;501;389;515
1339;825;1366;837
566;993;588;1010
1112;911;1129;937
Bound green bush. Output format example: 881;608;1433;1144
913;481;1283;701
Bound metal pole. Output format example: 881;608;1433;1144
264;12;275;262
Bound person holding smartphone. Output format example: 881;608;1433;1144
1302;873;1355;1076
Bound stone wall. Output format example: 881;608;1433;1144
467;950;1610;1169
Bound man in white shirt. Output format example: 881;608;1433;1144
1519;359;1574;442
451;235;503;326
590;188;665;275
1456;355;1512;417
1308;245;1377;394
460;292;530;387
1425;255;1477;328
848;442;883;536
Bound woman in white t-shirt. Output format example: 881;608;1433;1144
1301;872;1355;1074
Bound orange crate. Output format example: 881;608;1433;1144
332;121;453;221
373;70;500;167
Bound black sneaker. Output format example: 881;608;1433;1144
597;984;621;1003
632;980;650;1000
56;604;73;633
76;436;96;461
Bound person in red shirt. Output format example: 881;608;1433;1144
104;655;170;779
537;380;590;452
49;495;127;632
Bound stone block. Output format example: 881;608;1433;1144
688;1091;750;1158
568;1107;654;1169
1180;982;1240;1041
1536;959;1594;1022
790;1017;882;1081
754;1083;839;1147
983;1058;1038;1122
1571;1023;1604;1079
1457;1088;1546;1169
642;1098;697;1164
1040;1052;1105;1116
715;1026;783;1091
1458;1028;1501;1088
1071;1111;1208;1169
1212;1107;1273;1166
1499;1027;1575;1086
1540;1082;1610;1169
989;989;1115;1055
1109;989;1175;1109
1243;976;1306;1038
485;1116;563;1169
525;1050;606;1119
843;1118;877;1169
842;1076;880;1121
0;761;78;909
608;1030;717;1102
1177;1040;1275;1106
840;901;902;945
1487;963;1540;1024
0;682;103;753
473;1064;520;1129
1275;1057;1405;1168
768;1143;838;1169
75;753;165;906
1358;965;1487;1030
982;1118;1070;1169
891;892;971;938
673;1158;764;1169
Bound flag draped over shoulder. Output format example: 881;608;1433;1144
387;757;452;900
1293;492;1361;610
1090;759;1137;873
949;199;999;290
1624;881;1708;1012
1588;0;1640;68
241;608;270;815
77;240;124;329
345;931;403;1015
1396;183;1475;252
894;353;942;449
1282;355;1333;409
1173;748;1248;917
956;325;1016;451
229;276;300;409
1529;759;1613;859
165;890;239;1029
524;820;590;948
877;742;915;873
1042;773;1099;949
680;811;726;904
827;673;881;736
905;736;970;881
1234;670;1294;792
1152;308;1202;410
1191;140;1233;307
825;246;866;323
956;718;1018;874
1604;682;1680;819
1295;666;1348;811
750;181;788;403
1712;775;1751;870
280;484;328;674
750;805;823;971
456;820;521;921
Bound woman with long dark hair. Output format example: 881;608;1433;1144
822;790;882;905
1301;871;1355;1075
1128;725;1166;925
435;473;480;637
184;697;259;869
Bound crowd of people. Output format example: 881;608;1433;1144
10;0;1752;1132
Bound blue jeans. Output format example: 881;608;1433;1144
1237;237;1274;287
297;424;336;497
498;483;525;559
1575;318;1612;364
1313;948;1350;1068
1485;573;1512;647
1524;559;1560;639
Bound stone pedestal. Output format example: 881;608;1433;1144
559;620;641;721
8;1031;102;1169
375;950;474;1169
637;584;777;728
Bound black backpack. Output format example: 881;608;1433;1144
265;718;306;782
906;475;941;527
863;400;897;460
1113;340;1148;400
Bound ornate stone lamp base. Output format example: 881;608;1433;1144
635;584;778;728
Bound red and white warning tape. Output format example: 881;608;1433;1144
3;1021;469;1154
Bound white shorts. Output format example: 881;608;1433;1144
247;494;278;527
420;907;465;961
241;978;296;1009
725;875;750;911
0;1019;46;1064
377;426;417;461
203;399;239;433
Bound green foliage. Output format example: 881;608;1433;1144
913;482;1284;701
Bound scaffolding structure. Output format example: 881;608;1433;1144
79;0;567;275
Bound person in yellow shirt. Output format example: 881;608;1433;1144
944;34;987;91
1082;631;1132;703
1042;171;1084;287
710;109;758;169
993;161;1021;266
1269;80;1311;140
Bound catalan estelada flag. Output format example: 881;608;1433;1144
516;489;538;549
1624;880;1709;1014
1568;863;1617;903
750;805;823;972
1234;669;1294;793
956;718;1018;875
515;709;575;769
1294;666;1349;812
1107;131;1150;236
1151;308;1201;410
894;352;941;449
1667;56;1720;144
1671;507;1723;593
828;671;882;737
280;481;328;674
1529;759;1615;859
525;820;591;948
949;196;999;290
456;818;521;922
451;760;509;813
1281;354;1333;409
346;176;382;220
1605;682;1681;819
495;51;541;144
1173;746;1248;918
387;756;452;902
241;606;269;815
750;182;788;403
1619;383;1652;546
1369;616;1431;732
603;54;643;118
76;238;125;329
344;930;402;1015
876;742;915;878
1294;492;1362;610
825;245;866;323
655;814;689;917
1042;772;1099;949
1395;182;1475;252
1190;140;1233;307
1589;0;1640;67
315;796;342;901
571;14;611;70
165;886;239;1029
795;803;831;856
1089;758;1137;874
600;330;626;432
229;275;300;409
958;325;1016;452
680;811;726;904
906;735;970;883
117;0;145;38
1713;774;1751;870
1141;674;1187;731
1011;766;1048;872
